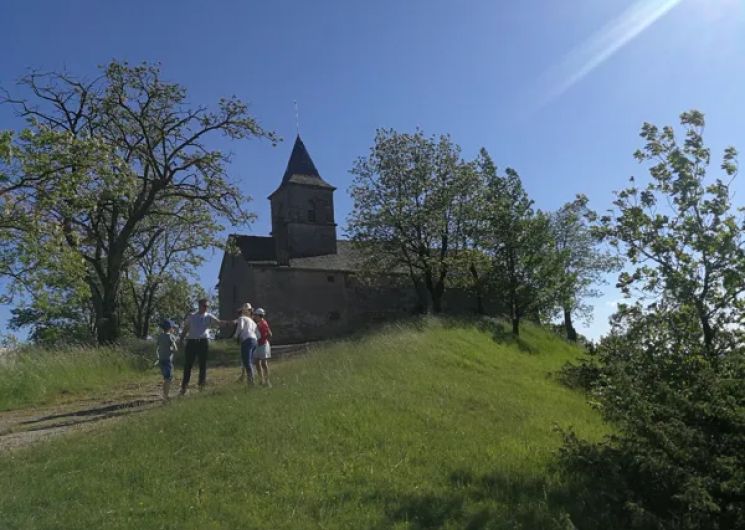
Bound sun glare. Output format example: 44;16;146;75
537;0;687;108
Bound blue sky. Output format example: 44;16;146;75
1;0;744;340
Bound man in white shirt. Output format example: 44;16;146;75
179;298;229;394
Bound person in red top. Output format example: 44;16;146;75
253;308;273;387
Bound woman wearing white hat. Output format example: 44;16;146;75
253;307;272;387
234;302;258;386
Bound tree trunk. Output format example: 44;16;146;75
469;262;484;314
564;307;578;342
96;289;121;344
423;266;442;314
431;289;443;313
695;301;716;355
93;259;124;344
701;315;715;355
431;276;445;314
141;282;158;339
512;315;520;336
510;291;520;337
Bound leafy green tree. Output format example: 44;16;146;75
3;61;276;343
9;269;96;344
459;149;496;314
561;111;745;529
599;110;744;355
0;130;36;287
121;274;205;339
120;214;209;338
484;166;560;335
348;129;481;312
549;195;619;341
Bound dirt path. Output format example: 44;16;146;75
0;343;312;453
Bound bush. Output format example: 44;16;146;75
559;310;745;529
555;358;600;392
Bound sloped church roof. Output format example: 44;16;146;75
270;136;335;195
227;235;359;271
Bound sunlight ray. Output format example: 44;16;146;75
539;0;686;107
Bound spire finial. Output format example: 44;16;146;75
293;100;300;136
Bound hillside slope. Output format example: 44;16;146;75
0;319;605;529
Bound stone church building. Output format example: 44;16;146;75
218;136;426;344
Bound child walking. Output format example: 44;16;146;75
156;319;178;400
254;308;272;387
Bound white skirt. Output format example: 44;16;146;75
255;343;271;360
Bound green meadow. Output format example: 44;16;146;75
0;342;150;411
0;319;606;529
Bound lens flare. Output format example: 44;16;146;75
538;0;686;107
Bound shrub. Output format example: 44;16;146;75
555;357;600;392
559;310;745;529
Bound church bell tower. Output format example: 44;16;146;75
269;136;337;264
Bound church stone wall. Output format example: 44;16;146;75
220;255;497;344
222;265;421;344
218;254;257;319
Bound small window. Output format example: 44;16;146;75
307;199;317;222
327;275;335;283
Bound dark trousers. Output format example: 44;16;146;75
182;338;209;389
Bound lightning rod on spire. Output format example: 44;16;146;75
294;100;300;136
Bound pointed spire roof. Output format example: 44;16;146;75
272;136;335;194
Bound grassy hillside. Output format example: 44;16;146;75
0;342;151;411
0;319;606;529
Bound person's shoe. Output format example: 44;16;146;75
162;381;171;401
265;380;272;389
179;386;187;396
198;384;205;392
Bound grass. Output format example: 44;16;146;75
0;318;607;529
0;341;151;411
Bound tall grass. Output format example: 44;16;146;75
0;318;607;529
0;341;150;410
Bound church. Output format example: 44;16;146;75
217;136;424;344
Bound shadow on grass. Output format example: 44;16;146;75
19;398;161;425
368;468;582;530
469;317;539;354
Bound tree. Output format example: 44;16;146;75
459;149;494;314
9;268;96;344
0;130;36;286
3;61;277;343
484;165;560;336
121;213;210;338
560;111;745;529
121;275;205;339
599;110;744;355
348;129;480;312
120;198;215;338
549;195;619;341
